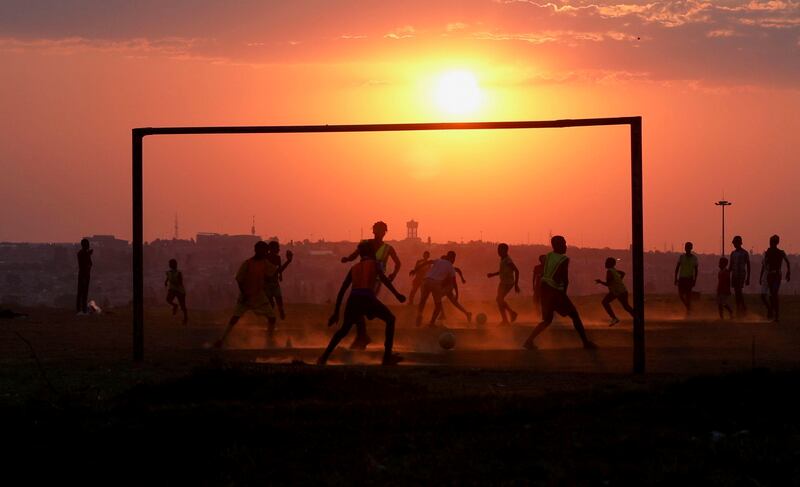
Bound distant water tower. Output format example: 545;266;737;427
406;220;420;241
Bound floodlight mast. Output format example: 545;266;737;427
132;117;645;373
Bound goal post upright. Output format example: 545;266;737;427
131;116;645;372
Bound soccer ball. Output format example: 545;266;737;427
439;331;456;350
475;313;488;326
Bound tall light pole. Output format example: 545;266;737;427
715;200;732;256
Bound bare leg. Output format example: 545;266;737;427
601;293;617;319
318;320;354;364
215;316;240;348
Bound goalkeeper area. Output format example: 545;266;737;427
131;118;645;369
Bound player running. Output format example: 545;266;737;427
407;251;431;305
265;240;294;320
728;236;751;317
416;251;457;327
595;257;634;326
214;241;277;349
341;221;401;349
674;241;699;316
487;243;520;324
319;241;406;366
164;258;188;325
523;236;597;350
760;234;791;322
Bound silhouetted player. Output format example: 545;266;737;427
532;254;546;317
440;266;472;323
76;238;93;315
214;241;277;348
487;243;519;324
319;241;405;366
524;236;596;350
342;221;401;349
595;257;634;326
265;240;294;320
674;241;698;315
728;235;751;317
717;257;733;320
407;250;431;305
760;234;791;322
416;251;457;327
165;258;188;325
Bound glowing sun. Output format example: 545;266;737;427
434;70;483;116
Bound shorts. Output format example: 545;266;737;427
233;293;275;318
264;280;282;300
678;277;695;294
541;284;578;319
423;279;445;299
497;281;515;297
343;293;393;325
716;294;731;306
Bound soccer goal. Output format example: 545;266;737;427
131;117;645;372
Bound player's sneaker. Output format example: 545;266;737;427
509;310;519;323
583;340;599;350
609;317;620;327
522;339;537;350
466;312;473;324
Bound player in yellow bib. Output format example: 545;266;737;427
673;241;698;316
523;236;597;350
341;221;401;349
595;257;634;326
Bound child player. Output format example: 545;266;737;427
319;241;406;366
595;257;634;326
165;258;188;325
524;236;597;350
214;241;277;349
717;257;734;320
486;243;520;324
265;240;294;320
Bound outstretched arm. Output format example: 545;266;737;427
328;273;352;326
455;267;466;284
378;270;406;303
410;260;433;276
278;250;293;274
674;261;680;285
596;270;612;287
341;247;359;263
487;271;499;278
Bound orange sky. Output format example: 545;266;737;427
1;1;799;252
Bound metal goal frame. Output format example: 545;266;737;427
132;117;645;372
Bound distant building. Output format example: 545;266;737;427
406;220;420;241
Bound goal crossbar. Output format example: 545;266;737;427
132;116;645;372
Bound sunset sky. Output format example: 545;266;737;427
2;0;799;252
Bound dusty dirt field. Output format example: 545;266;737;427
2;294;800;485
